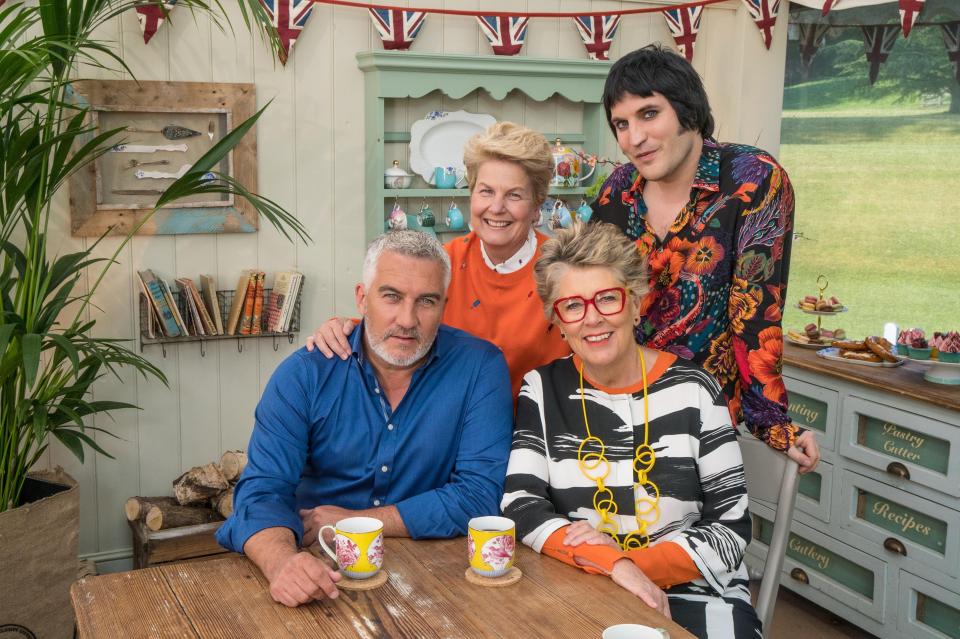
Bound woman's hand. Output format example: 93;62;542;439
787;430;821;474
611;559;671;619
563;520;620;550
305;317;356;359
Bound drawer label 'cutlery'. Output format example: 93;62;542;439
857;416;949;473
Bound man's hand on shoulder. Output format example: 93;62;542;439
268;551;342;607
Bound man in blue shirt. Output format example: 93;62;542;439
216;230;513;607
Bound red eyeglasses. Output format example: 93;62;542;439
552;287;627;323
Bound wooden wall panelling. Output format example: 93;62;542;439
292;1;336;373
332;5;371;314
442;0;480;56
211;2;259;454
165;10;224;474
699;4;743;145
737;5;789;155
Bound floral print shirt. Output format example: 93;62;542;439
592;138;800;451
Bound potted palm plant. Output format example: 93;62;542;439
0;1;307;636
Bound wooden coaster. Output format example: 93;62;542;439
337;570;388;591
464;566;522;587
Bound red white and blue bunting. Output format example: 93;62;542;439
741;0;779;50
260;0;315;65
135;0;176;44
573;14;621;61
477;15;530;56
368;8;426;50
797;23;831;69
861;24;900;84
943;22;960;84
898;0;925;39
662;6;703;62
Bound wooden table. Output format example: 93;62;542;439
72;538;695;638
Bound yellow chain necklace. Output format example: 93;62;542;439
577;347;661;551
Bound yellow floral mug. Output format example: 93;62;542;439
318;516;385;579
467;516;516;577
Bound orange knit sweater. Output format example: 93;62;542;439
443;232;570;397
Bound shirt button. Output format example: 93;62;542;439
387;423;394;431
373;499;381;506
375;388;381;394
381;465;389;473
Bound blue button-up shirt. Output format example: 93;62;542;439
216;322;513;552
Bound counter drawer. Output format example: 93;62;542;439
835;469;959;585
784;376;839;452
840;395;960;499
899;571;960;639
751;459;832;524
751;511;887;622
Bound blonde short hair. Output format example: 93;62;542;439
462;121;553;206
534;222;649;320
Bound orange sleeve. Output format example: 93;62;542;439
540;528;626;575
625;542;702;588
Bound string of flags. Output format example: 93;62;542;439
129;0;959;87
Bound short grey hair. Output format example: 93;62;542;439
534;221;649;320
362;230;451;290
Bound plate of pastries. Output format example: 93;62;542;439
795;295;847;315
817;336;904;368
787;324;846;348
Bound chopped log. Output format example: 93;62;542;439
172;463;229;505
145;502;223;531
124;496;178;522
219;450;248;482
214;486;234;518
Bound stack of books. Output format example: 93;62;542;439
138;270;303;339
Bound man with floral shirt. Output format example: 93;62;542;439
592;44;820;472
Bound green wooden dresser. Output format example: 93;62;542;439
747;343;960;639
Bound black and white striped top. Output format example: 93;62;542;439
501;353;752;602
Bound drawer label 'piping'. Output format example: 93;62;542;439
788;394;827;433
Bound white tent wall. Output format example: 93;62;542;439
46;0;789;570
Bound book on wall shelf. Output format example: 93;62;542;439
136;269;305;350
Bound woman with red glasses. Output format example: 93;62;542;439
501;221;760;639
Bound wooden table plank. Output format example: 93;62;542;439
71;569;197;639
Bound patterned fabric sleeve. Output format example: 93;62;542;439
728;152;802;451
500;371;571;552
667;381;752;596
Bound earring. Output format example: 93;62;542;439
560;331;566;339
634;317;640;326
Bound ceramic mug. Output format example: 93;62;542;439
433;166;466;189
602;624;670;639
467;516;515;577
318;516;385;579
554;200;573;229
386;202;407;231
576;199;594;224
418;203;436;227
446;202;464;230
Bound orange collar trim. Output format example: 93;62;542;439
572;350;676;395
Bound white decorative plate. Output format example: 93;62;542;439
409;110;496;184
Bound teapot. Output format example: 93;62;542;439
550;139;596;188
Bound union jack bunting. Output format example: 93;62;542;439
860;25;900;85
820;0;838;17
477;15;529;56
662;6;703;62
898;0;925;38
797;23;830;69
368;8;427;50
135;1;176;45
741;0;779;50
260;0;315;65
943;22;960;84
572;14;621;61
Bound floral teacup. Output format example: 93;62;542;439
318;516;384;579
467;516;515;578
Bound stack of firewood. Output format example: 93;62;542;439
125;450;248;531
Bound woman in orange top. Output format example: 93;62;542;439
307;122;569;397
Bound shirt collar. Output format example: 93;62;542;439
628;136;720;197
350;318;445;367
479;227;537;273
